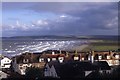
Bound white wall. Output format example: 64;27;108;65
0;57;12;68
18;64;32;75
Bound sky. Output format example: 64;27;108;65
2;2;119;37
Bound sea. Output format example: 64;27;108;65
1;36;89;57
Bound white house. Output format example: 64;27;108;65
0;57;12;69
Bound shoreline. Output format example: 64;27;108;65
69;44;89;52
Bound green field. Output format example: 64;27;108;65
82;40;119;51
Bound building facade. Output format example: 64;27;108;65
0;57;12;69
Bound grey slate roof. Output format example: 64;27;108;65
47;61;100;78
93;61;111;70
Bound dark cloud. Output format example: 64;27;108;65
25;2;118;30
2;2;118;36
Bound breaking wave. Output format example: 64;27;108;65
2;39;89;56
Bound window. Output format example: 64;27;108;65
19;67;23;69
44;67;48;71
39;58;44;62
74;56;79;60
107;55;111;59
47;58;51;62
23;59;29;63
58;57;64;63
98;55;102;60
115;55;119;59
22;66;26;69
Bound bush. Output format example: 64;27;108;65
25;67;44;79
110;66;120;78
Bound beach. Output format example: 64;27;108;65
69;44;89;52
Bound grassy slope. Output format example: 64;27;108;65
82;40;119;51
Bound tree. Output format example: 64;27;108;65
110;66;120;78
25;67;44;79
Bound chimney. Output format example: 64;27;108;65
14;57;17;64
31;53;34;62
59;50;62;54
52;51;55;55
80;53;82;61
75;50;77;55
109;50;112;55
109;50;114;59
74;50;79;61
91;50;94;63
65;52;69;57
88;53;91;61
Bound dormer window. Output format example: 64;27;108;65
107;55;111;59
47;58;51;62
74;56;79;61
39;58;44;62
81;57;84;61
23;59;29;63
115;54;119;59
98;55;102;60
58;57;64;63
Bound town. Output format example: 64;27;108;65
0;49;120;80
1;1;120;80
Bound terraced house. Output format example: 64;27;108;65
11;50;120;75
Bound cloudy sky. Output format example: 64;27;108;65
2;2;118;37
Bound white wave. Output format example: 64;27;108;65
5;50;16;53
2;40;90;56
